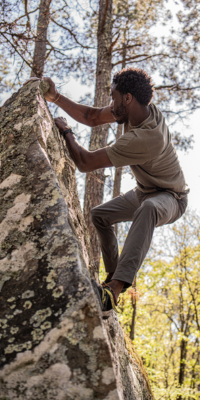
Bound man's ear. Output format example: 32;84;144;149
124;93;132;105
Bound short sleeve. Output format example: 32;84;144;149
106;131;151;168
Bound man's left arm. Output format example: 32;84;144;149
55;117;113;172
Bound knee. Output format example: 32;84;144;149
91;206;102;226
91;207;97;223
141;200;157;218
91;206;108;228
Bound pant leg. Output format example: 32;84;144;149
91;189;141;273
112;191;186;287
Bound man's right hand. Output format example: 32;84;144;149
42;77;59;102
23;76;59;103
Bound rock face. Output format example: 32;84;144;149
0;81;154;400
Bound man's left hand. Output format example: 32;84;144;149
54;117;70;133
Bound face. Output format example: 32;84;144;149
110;84;128;125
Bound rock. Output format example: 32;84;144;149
0;81;154;400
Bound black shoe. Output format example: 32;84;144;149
92;280;118;319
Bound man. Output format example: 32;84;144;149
41;68;189;318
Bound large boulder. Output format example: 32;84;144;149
0;80;154;400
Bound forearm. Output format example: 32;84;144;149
54;117;113;172
64;132;88;172
55;94;100;127
63;132;112;172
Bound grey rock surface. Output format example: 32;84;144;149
0;81;154;400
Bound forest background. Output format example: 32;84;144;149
0;0;200;399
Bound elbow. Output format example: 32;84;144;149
85;121;98;128
78;164;86;173
77;150;92;172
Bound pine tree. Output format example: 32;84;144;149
83;0;113;274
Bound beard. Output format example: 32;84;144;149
113;101;127;124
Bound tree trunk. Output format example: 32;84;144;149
130;299;137;341
113;124;123;236
83;0;113;274
130;278;137;341
177;338;187;400
112;35;126;236
31;0;51;77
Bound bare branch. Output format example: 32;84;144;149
112;43;142;53
112;52;169;67
108;33;120;55
51;17;94;50
156;84;200;91
1;32;32;69
24;0;31;30
0;6;39;27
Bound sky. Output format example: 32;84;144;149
177;110;200;214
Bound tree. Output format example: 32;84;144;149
0;0;94;89
112;35;126;235
83;0;113;274
31;0;52;77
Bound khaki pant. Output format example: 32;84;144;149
91;188;187;288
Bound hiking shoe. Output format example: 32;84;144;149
92;279;118;319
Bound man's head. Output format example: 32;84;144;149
110;67;154;125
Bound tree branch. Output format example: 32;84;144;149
51;18;94;49
24;0;31;30
155;84;200;91
108;33;120;55
0;6;39;27
112;43;142;53
1;32;32;69
112;52;169;67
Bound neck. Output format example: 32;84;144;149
128;104;150;127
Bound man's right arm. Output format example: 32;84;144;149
44;77;115;127
55;94;115;127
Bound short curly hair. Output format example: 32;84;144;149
112;67;154;106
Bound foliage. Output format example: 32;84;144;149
100;212;200;399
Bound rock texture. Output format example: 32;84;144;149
0;80;154;400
